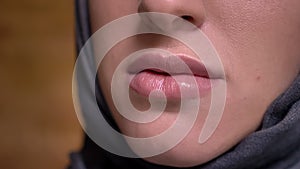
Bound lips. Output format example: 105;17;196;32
127;53;221;99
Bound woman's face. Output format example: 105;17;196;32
89;0;300;167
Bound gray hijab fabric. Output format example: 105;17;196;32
69;0;300;168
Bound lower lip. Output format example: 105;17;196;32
129;71;214;99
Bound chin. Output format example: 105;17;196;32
142;139;217;167
124;122;228;168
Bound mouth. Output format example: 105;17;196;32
127;52;222;99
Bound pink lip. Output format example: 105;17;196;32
128;53;221;99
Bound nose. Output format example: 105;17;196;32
138;0;206;28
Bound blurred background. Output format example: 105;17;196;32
0;0;82;168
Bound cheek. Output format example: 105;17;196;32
89;0;139;31
97;38;138;99
203;0;300;102
199;1;300;130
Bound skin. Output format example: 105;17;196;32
89;0;300;167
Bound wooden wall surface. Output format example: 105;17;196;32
0;0;82;168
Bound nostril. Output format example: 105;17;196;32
181;15;194;22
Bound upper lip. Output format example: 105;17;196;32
127;52;222;79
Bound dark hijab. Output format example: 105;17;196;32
69;0;300;168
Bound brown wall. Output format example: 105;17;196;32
0;0;82;168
